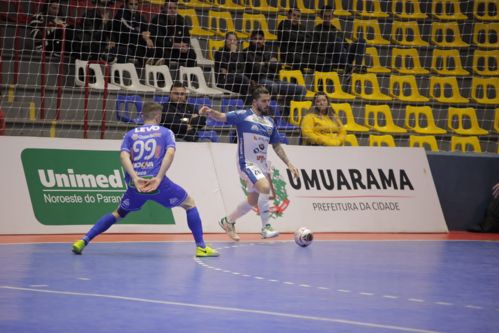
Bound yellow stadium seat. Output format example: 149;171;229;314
389;75;429;102
344;134;360;146
364;47;391;73
494;108;499;133
244;0;278;13
447;107;489;135
391;48;429;75
431;22;469;48
208;11;249;39
331;103;370;132
351;73;392;101
409;135;439;151
473;0;499;21
472;50;499;76
314;72;355;100
471;77;499;105
451;136;482;153
352;0;389;18
312;0;351;16
390;21;429;47
369;134;396;147
404;105;446;134
429;76;469;104
213;0;246;11
178;9;215;37
178;0;212;9
365;104;407;133
289;100;312;126
431;49;469;76
392;0;427;20
280;70;314;98
431;0;468;20
473;23;499;49
208;39;224;60
241;13;277;41
281;0;314;14
352;19;390;45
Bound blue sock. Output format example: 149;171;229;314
186;207;205;248
82;213;117;244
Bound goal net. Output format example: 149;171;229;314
0;0;497;153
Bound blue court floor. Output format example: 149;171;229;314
1;240;498;333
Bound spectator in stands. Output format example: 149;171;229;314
29;0;75;58
300;91;346;146
468;183;499;233
243;30;306;112
75;0;116;62
313;6;367;73
149;0;196;67
160;81;206;142
110;0;154;65
277;8;330;72
214;32;252;106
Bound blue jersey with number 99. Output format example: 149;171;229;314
120;124;176;184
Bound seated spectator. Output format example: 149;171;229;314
149;0;196;67
110;0;154;65
243;30;306;112
214;32;252;106
160;81;206;142
75;0;116;62
29;0;75;58
468;183;499;233
277;8;330;72
300;92;346;146
313;6;367;73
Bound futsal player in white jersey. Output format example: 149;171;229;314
199;86;299;240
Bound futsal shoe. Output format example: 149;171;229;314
72;240;86;255
219;217;240;241
196;245;220;257
261;224;279;239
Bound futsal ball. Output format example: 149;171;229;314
294;227;313;247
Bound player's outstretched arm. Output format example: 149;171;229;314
199;105;227;122
120;151;148;192
272;143;299;179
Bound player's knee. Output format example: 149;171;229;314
180;195;196;210
259;184;271;195
115;208;128;219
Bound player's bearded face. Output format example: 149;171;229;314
256;95;271;115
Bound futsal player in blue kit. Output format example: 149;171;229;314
72;102;219;257
199;86;299;241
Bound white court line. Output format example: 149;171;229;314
0;286;441;333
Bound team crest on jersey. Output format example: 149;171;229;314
240;164;289;220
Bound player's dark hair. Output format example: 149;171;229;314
142;102;162;120
252;86;270;101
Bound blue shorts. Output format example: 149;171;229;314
118;177;188;213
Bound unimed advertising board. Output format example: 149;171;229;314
21;148;174;225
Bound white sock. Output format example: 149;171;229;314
258;194;270;228
228;201;253;223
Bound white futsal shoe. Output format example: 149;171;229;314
261;224;279;239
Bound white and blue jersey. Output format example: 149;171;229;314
226;109;280;189
119;124;187;211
